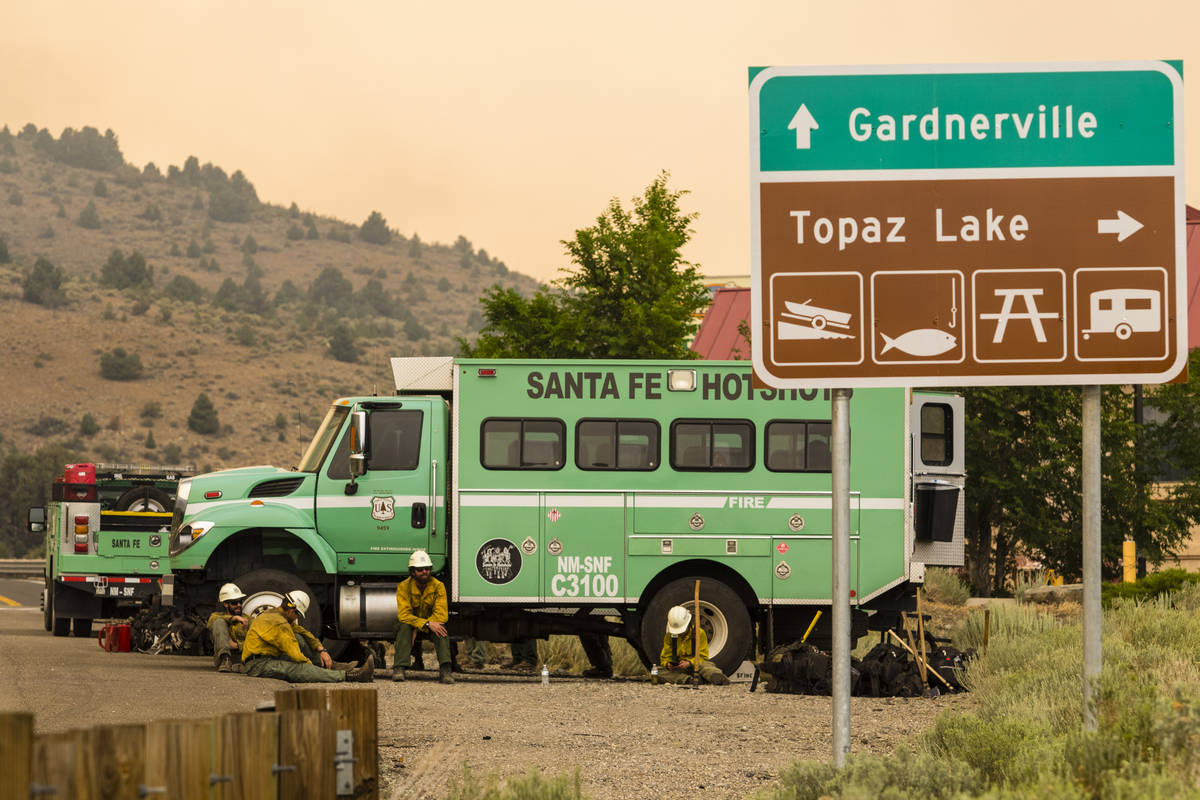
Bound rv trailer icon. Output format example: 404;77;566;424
777;299;855;340
1081;288;1161;341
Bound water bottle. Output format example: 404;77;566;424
650;665;659;685
541;665;549;686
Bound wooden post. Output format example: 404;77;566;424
916;588;929;690
31;730;87;800
85;724;145;800
145;718;214;800
278;709;335;800
0;712;33;800
328;688;379;800
276;686;379;799
215;712;279;800
983;608;991;653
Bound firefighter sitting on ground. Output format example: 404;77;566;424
241;591;374;683
657;605;730;685
208;582;249;673
393;549;454;684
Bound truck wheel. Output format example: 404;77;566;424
72;617;93;638
115;486;174;512
641;576;752;675
234;568;323;641
50;584;70;637
42;587;52;632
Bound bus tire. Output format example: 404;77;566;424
233;568;323;641
115;486;174;513
641;576;751;675
72;617;93;638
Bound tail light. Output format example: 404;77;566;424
74;515;89;553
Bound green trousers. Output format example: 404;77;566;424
244;656;345;683
208;617;238;667
394;625;451;669
658;660;729;685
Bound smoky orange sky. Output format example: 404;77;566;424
3;1;1196;284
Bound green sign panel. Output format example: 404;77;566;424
753;64;1180;172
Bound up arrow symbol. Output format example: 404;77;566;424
788;104;819;150
1097;210;1144;242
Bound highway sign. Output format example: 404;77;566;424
749;62;1185;388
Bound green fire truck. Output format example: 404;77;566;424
165;357;965;672
29;462;189;637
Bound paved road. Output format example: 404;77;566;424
0;586;279;734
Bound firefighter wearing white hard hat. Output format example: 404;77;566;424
393;550;454;684
208;582;249;672
656;605;730;685
241;590;374;683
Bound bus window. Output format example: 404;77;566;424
482;418;565;470
576;419;659;470
670;420;754;471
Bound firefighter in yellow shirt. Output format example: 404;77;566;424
657;605;730;685
207;582;249;673
393;550;453;684
242;591;374;683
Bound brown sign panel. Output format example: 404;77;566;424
756;176;1182;385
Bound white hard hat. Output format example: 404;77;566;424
218;582;245;603
666;605;692;636
409;550;433;569
285;591;310;618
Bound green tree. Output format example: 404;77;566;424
358;211;392;245
99;348;144;381
100;249;153;290
327;323;360;363
77;200;101;229
462;173;706;359
145;430;156;450
310;267;354;309
0;235;9;264
164;275;207;303
187;393;220;435
79;413;100;437
93;178;108;197
0;444;79;556
22;257;67;308
286;223;304;241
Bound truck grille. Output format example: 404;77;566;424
248;477;305;498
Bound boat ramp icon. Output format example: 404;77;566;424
777;299;856;340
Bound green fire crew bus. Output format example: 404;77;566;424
166;357;965;673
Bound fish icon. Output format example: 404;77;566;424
879;328;957;357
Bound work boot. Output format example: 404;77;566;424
391;667;405;682
345;653;375;683
217;653;232;673
439;664;455;684
581;666;612;679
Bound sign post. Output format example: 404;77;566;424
749;61;1184;756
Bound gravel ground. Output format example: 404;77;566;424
378;667;973;800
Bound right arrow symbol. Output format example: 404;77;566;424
788;104;819;150
1097;210;1144;242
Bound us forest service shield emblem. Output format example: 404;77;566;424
371;496;395;521
477;539;521;585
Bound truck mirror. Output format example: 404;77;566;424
349;410;368;478
27;506;46;533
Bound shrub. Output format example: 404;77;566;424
446;767;588;800
164;275;207;304
79;413;100;437
327;324;360;363
100;249;153;290
1102;568;1200;606
8;188;22;206
0;158;16;174
77;200;101;229
187;393;220;435
99;348;144;381
162;443;183;464
144;430;156;450
0;236;9;264
140;401;162;420
93;178;108;197
139;203;163;222
233;324;257;347
286;223;303;241
358;210;391;245
923;567;970;606
241;234;258;254
22;257;67;308
186;239;201;258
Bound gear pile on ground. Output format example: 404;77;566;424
130;607;213;656
755;638;973;696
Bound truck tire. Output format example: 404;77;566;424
233;568;323;641
49;584;70;637
72;617;93;638
640;576;752;675
115;486;174;512
42;587;52;632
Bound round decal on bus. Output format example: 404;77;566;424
476;539;521;585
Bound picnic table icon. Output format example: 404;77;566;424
777;299;856;340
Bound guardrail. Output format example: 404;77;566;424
0;559;42;577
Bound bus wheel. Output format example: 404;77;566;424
234;568;323;641
115;486;174;513
641;577;751;675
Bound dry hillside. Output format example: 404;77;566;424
0;124;542;473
